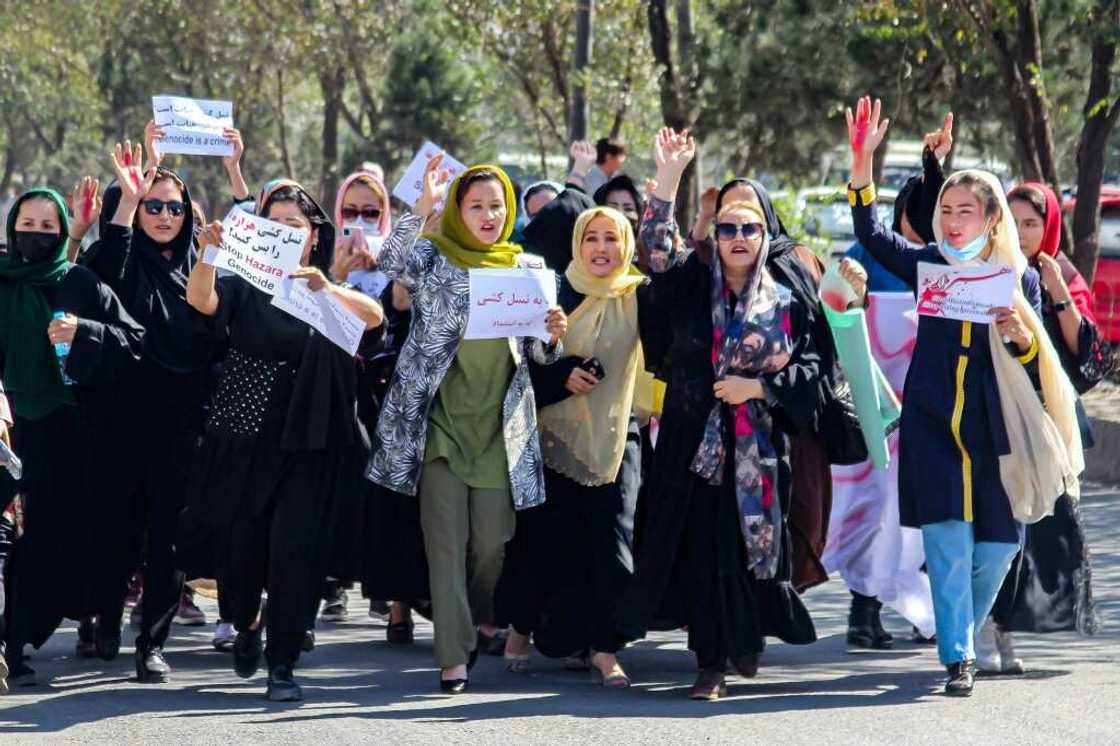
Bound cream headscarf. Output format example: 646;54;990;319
932;170;1083;522
539;207;648;486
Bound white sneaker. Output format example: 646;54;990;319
974;618;1002;673
994;627;1024;674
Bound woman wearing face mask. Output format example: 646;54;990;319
615;129;821;700
367;156;568;693
844;96;1084;697
974;182;1107;674
185;179;384;702
499;207;646;686
0;187;144;687
73;143;221;682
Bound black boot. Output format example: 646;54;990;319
266;665;303;702
868;598;894;649
135;645;171;683
847;592;883;649
233;628;263;679
945;660;976;697
94;616;122;661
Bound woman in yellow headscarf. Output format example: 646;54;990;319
499;207;648;688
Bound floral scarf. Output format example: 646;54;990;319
690;237;793;578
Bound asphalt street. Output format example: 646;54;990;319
1;486;1117;745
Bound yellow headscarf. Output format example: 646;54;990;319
423;164;522;269
539;207;649;485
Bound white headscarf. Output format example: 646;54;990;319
933;170;1083;522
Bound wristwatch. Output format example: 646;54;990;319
1053;299;1072;312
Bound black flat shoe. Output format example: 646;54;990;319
386;620;414;645
476;629;507;656
439;676;468;694
945;660;975;697
233;628;263;679
94;618;122;661
75;618;97;659
266;665;303;702
302;630;316;653
730;653;760;678
135;646;171;683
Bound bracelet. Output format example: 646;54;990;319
847;183;876;207
1017;334;1040;365
68;234;82;242
1053;299;1072;312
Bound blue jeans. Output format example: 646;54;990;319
921;520;1019;665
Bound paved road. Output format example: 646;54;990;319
1;487;1117;744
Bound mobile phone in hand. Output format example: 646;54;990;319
577;357;606;380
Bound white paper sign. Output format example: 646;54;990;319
392;140;467;208
915;262;1016;324
152;95;234;156
465;268;557;342
203;207;305;295
271;278;366;356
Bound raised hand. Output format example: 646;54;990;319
111;140;155;205
197;221;223;250
652;127;696;202
144;120;166;172
290;266;330;292
845;96;890;159
222;127;244;170
569;140;596;176
923;112;954;161
68;177;101;239
415;152;451;219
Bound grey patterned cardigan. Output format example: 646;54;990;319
365;213;561;509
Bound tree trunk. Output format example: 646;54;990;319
276;66;294;179
568;0;592;143
1071;0;1120;284
318;67;345;207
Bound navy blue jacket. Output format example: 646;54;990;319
852;200;1041;542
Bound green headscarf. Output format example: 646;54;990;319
0;188;74;420
423;164;523;269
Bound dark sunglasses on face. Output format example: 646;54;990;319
142;199;186;217
715;222;764;241
340;207;382;222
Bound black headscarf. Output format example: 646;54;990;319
522;186;595;272
256;179;336;277
86;168;213;374
593;175;646;222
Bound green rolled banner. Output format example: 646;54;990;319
820;268;901;469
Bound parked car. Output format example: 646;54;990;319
797;186;898;258
1063;187;1120;344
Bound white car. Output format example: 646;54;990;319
796;186;899;259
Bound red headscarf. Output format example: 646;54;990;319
334;171;391;238
1014;182;1096;324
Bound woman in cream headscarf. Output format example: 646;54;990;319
500;206;647;687
843;97;1082;697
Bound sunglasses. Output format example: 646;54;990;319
715;222;764;241
340;207;382;222
142;199;186;217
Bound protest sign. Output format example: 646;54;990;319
915;262;1016;324
392;141;467;207
271;278;365;356
465;268;557;342
203;207;305;295
152;95;234;157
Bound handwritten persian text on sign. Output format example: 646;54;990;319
203;207;305;295
392;141;467;208
152;95;234;157
915;262;1016;324
271;278;366;356
465;268;557;342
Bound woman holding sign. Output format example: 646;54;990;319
614;130;821;700
499;206;647;686
975;183;1108;674
366;156;567;693
0;187;144;686
844;97;1083;697
185;179;384;702
77;144;221;683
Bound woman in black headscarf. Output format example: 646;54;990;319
78;143;221;682
184;179;384;702
0;187;144;687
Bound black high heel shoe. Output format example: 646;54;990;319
439;649;478;694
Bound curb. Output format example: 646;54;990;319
1085;417;1120;483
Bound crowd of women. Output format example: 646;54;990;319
0;95;1107;703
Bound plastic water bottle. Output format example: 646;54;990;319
51;311;75;385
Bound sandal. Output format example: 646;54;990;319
689;668;727;701
504;651;531;673
590;666;631;688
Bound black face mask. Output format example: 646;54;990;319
13;231;61;264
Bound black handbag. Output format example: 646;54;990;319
817;376;869;465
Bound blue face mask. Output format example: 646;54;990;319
940;228;989;262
